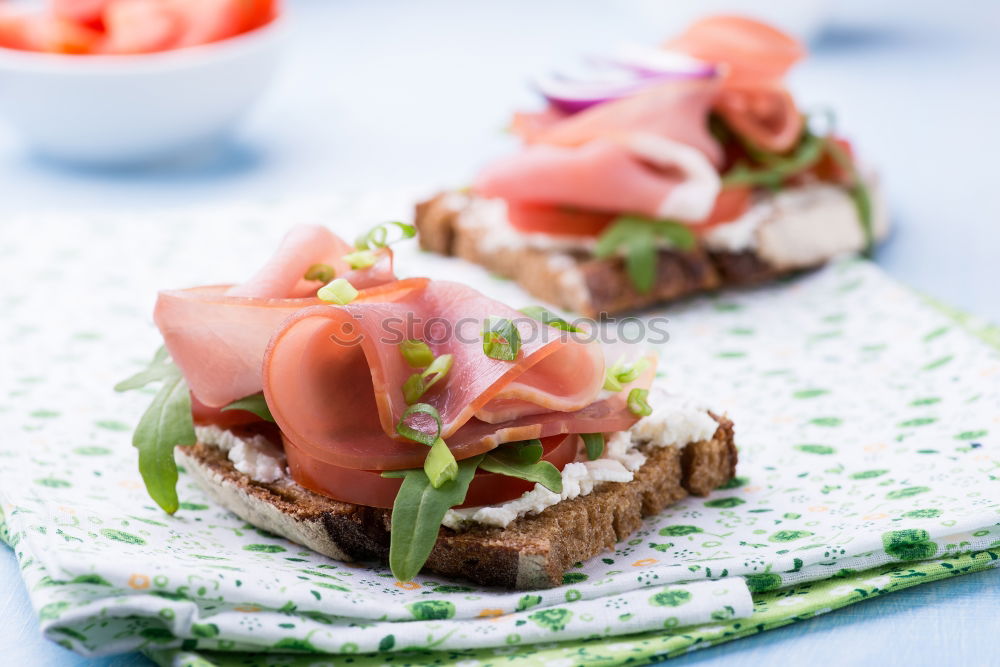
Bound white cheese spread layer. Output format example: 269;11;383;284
195;425;287;484
442;389;719;530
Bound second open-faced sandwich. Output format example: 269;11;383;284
118;223;736;588
416;15;889;317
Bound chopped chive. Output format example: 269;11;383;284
424;438;458;488
604;358;651;392
342;250;377;270
402;354;453;404
627;388;653;417
399;339;434;368
581;433;605;460
355;221;417;250
317;278;358;305
304;263;336;283
395;403;443;446
482;317;521;361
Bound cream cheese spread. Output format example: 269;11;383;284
195;425;287;484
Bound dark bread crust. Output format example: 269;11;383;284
414;194;721;318
178;416;736;589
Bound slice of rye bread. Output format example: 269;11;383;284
177;415;735;589
413;184;886;317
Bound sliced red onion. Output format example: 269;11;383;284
534;45;717;114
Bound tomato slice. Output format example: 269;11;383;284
506;200;615;237
103;0;182;54
692;185;752;231
285;433;580;509
52;0;112;30
809;137;855;185
191;392;263;428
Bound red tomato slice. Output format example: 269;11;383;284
52;0;112;30
2;15;104;54
506;200;615;237
715;86;804;154
167;0;276;47
285;433;580;509
103;0;181;54
191;392;264;428
810;137;855;184
692;185;752;231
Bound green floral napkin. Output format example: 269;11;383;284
1;198;997;665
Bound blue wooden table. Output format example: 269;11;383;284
2;1;998;664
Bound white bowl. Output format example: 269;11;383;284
0;17;287;166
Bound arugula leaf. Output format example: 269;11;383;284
131;367;196;514
498;439;543;464
721;131;826;189
222;393;275;423
594;217;697;294
114;346;173;392
518;306;580;333
480;449;562;494
387;455;484;582
581;433;605;460
825;138;875;257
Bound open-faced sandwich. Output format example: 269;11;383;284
415;15;889;317
117;223;736;588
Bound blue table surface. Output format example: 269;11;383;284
2;0;998;665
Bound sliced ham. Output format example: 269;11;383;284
154;225;401;408
667;15;806;153
476;134;720;222
263;281;623;470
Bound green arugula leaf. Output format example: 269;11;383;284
581;433;605;460
480;449;562;494
721;131;826;189
132;367;196;514
114;346;173;392
387;455;484;582
498;439;543;464
594;216;697;294
518;306;580;333
222;393;275;423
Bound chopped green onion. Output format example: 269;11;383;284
519;306;580;333
304;263;336;283
424;437;458;488
603;357;651;392
317;278;358;305
482;317;521;361
581;433;605;460
402;354;453;404
342;249;377;270
627;388;653;417
399;339;434;368
395;402;443;446
355;221;416;250
501;439;543;464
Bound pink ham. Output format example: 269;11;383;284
154;225;400;408
263;281;622;470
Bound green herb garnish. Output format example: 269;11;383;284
355;221;416;251
424;437;458;488
519;306;580;333
303;263;336;283
115;347;196;514
627;388;653;417
482;317;521;361
317;278;358;305
399;339;434;368
825;139;874;257
222;393;275;423
499;439;543;464
342;249;377;270
721;131;826;189
594;216;696;294
603;357;651;392
480;449;562;494
395;402;443;446
581;433;605;461
402;354;453;405
384;455;484;582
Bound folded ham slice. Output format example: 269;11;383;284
262;280;641;470
154;225;400;408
